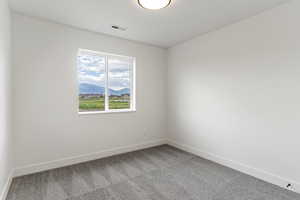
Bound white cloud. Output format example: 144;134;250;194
79;74;105;86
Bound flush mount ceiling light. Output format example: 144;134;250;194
138;0;171;10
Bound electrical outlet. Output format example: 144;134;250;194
286;183;293;191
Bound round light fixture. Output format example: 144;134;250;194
138;0;171;10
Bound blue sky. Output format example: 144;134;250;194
78;51;131;91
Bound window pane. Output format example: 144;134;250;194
78;51;106;112
108;56;132;110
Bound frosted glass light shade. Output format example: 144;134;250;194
138;0;171;10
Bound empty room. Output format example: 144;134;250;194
1;0;300;199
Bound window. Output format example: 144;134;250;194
77;49;135;114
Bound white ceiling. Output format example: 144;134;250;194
9;0;289;48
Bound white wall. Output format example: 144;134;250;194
168;0;300;191
12;14;167;173
0;0;12;198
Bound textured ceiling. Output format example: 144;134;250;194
10;0;289;47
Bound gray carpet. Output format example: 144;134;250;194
6;145;300;200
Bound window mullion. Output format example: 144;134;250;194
105;56;109;111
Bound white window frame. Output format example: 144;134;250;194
78;49;136;115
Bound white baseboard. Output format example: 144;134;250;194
0;170;13;200
13;139;166;177
167;140;300;194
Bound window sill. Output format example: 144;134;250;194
78;109;136;115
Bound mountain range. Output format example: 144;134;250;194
79;83;130;96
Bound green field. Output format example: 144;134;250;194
79;96;130;112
